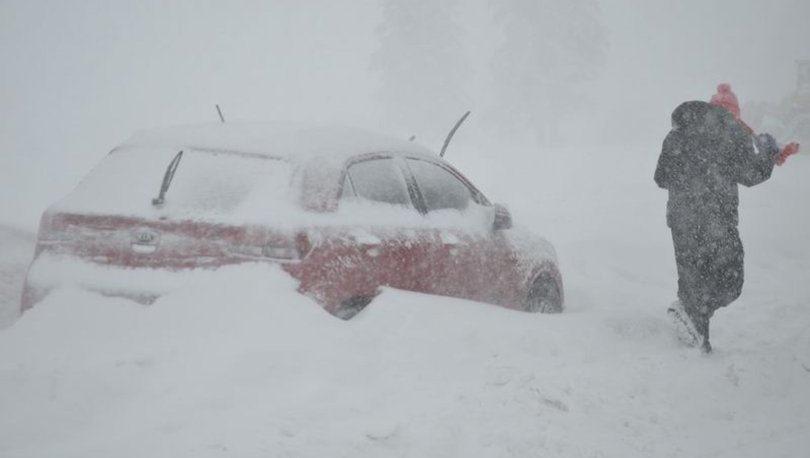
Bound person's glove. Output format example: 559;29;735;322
755;133;780;161
776;142;800;166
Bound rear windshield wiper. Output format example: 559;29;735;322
152;150;184;207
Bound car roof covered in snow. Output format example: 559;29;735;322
114;122;443;213
119;122;438;164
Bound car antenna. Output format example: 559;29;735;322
216;104;226;123
152;150;184;207
440;110;471;158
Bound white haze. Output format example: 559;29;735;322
2;2;810;456
2;0;808;229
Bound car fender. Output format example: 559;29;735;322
501;227;563;304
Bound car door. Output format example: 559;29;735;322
403;158;497;302
294;156;419;312
336;156;438;298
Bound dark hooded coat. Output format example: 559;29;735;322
655;101;776;318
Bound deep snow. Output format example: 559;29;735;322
1;147;808;457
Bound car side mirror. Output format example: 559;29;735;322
492;203;512;231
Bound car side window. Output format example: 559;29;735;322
344;158;411;206
406;159;473;212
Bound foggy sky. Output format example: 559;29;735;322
2;0;808;229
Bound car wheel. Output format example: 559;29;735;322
526;274;562;313
334;296;373;320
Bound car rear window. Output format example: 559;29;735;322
55;147;294;221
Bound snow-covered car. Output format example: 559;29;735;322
20;123;562;318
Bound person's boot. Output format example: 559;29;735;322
695;314;712;353
668;300;701;347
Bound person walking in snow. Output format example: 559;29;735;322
654;84;799;353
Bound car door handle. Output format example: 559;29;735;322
350;231;381;245
440;232;461;255
363;246;381;257
440;232;461;246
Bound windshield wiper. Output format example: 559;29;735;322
151;150;184;207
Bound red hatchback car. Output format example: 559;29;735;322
21;123;562;319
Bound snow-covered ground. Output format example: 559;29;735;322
1;147;808;457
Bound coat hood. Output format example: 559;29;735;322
671;100;732;133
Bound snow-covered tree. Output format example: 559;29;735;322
490;0;607;145
372;0;471;140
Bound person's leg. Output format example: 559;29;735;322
693;224;717;351
707;226;744;312
691;225;744;352
672;227;702;310
670;226;710;348
672;223;725;351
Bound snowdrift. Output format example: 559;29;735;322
1;263;808;457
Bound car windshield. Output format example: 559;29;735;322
55;147;294;222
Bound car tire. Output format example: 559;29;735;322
526;274;563;313
334;296;373;320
